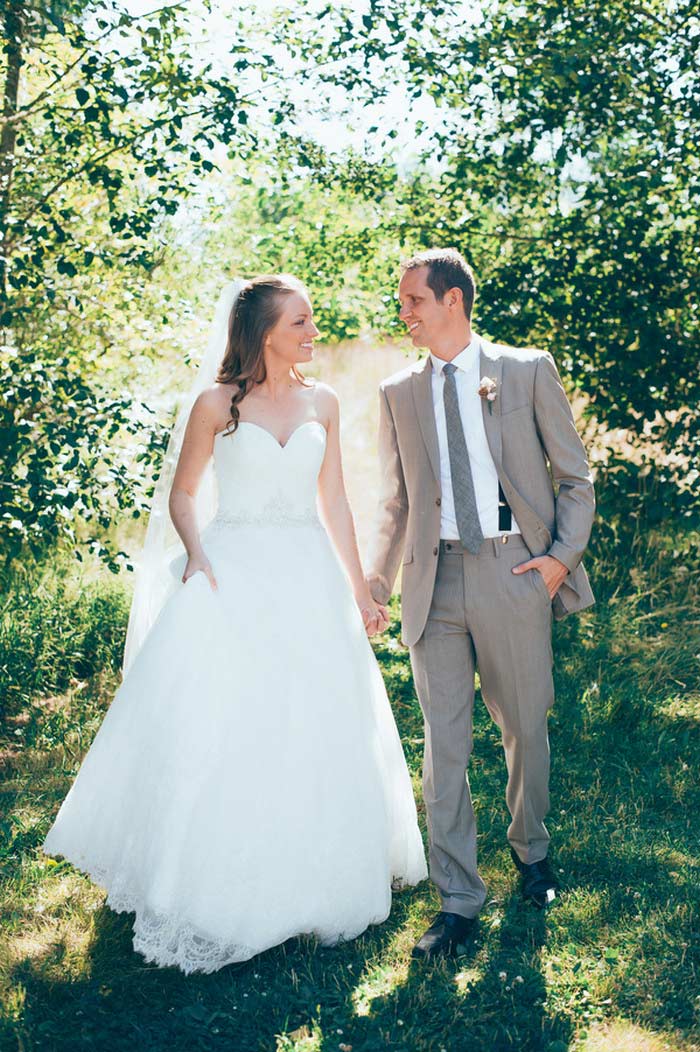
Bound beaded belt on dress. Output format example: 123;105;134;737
210;507;322;529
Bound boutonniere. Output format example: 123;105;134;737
478;376;498;414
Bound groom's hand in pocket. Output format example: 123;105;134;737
512;554;568;599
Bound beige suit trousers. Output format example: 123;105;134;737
410;534;554;920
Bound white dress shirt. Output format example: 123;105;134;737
430;337;521;540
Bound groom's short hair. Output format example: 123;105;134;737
401;248;476;319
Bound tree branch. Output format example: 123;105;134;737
9;102;220;235
0;2;189;129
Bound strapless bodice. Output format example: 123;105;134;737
211;420;327;527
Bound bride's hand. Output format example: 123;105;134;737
356;592;390;636
182;551;218;592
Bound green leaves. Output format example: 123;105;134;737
0;341;171;566
55;257;77;277
3;0;699;567
271;0;699;522
0;1;280;562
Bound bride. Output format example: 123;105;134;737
43;274;427;974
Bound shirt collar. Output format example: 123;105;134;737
430;335;480;376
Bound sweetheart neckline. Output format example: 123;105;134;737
215;419;326;451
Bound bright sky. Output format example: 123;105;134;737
122;0;482;167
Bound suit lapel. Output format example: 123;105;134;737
410;356;441;482
479;342;503;468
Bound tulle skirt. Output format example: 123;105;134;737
43;520;427;973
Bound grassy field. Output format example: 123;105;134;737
1;530;699;1052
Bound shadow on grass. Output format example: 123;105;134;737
4;890;573;1052
4;886;421;1052
2;592;699;1052
335;897;574;1052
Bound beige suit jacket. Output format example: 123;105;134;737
367;338;596;647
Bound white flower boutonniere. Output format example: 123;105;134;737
478;376;498;414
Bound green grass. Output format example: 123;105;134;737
1;535;699;1052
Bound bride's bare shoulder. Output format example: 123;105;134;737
310;381;340;429
191;384;237;430
311;380;339;410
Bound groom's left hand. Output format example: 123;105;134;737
512;554;568;599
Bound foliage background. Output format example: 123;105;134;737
1;1;699;1050
2;0;698;568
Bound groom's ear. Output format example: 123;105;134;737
446;287;463;311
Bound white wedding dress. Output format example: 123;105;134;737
44;419;427;973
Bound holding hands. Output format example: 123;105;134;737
355;588;390;637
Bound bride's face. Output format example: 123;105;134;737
265;291;320;366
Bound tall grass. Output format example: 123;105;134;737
1;559;127;703
1;531;699;1052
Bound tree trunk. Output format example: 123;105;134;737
0;0;24;307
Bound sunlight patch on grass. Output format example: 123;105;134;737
7;917;94;981
543;946;607;988
351;955;409;1017
1;867;103;984
276;1019;324;1051
658;847;697;875
549;886;609;932
541;921;624;1034
658;693;700;724
6;803;46;836
0;979;25;1023
577;1018;692;1052
454;966;482;994
34;869;102;916
7;925;63;967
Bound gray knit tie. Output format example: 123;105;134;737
442;362;484;554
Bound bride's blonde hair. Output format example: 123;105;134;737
217;274;310;433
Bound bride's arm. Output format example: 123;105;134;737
169;389;221;590
316;385;389;635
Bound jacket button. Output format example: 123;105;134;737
433;546;438;556
436;497;441;506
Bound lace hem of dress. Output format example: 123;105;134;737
41;848;405;975
132;907;256;975
50;853;258;973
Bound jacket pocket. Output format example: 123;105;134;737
402;545;414;566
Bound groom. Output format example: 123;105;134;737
367;248;595;959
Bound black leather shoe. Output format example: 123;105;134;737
412;911;477;959
510;847;559;908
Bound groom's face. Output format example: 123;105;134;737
398;266;447;350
